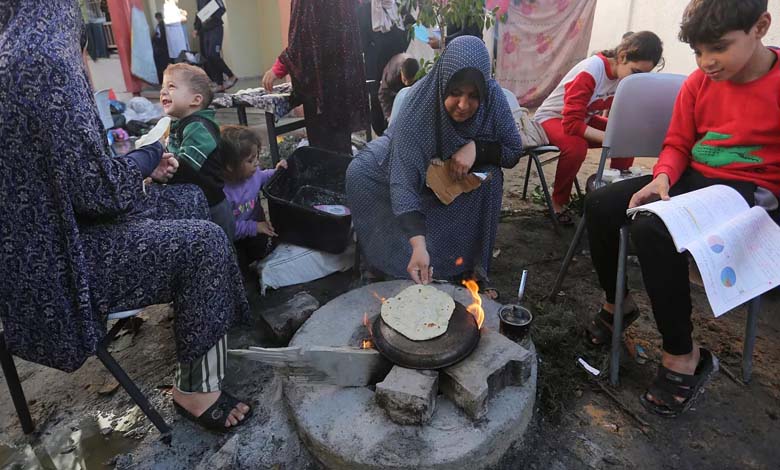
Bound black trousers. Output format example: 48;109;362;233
302;98;353;154
368;80;387;136
234;235;272;272
201;25;234;85
585;169;757;355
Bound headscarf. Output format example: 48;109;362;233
0;0;145;371
279;0;369;132
386;36;523;216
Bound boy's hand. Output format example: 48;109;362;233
150;153;179;183
450;141;476;181
408;236;432;285
275;159;288;170
629;174;671;209
257;221;278;237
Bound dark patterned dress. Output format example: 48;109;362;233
346;37;523;279
0;0;248;372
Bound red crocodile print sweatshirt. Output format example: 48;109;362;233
654;49;780;195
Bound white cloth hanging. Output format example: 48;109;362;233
371;0;402;33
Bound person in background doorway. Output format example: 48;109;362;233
194;0;238;92
378;53;419;121
357;0;413;136
263;0;369;154
152;12;170;85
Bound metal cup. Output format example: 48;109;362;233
498;304;533;346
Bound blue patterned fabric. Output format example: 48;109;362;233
0;0;248;372
346;36;523;279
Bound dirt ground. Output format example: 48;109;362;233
1;149;779;469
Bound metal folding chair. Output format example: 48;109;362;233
520;145;583;231
1;308;172;442
499;88;583;231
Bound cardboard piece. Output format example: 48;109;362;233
426;159;484;205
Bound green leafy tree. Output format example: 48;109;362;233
397;0;498;46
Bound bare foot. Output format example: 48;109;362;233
602;294;637;315
172;388;250;428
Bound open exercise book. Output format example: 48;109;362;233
626;185;780;317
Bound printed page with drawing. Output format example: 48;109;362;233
627;185;780;316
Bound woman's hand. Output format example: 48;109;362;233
450;141;476;181
407;236;432;285
263;69;282;92
257;221;278;237
275;159;288;170
629;174;671;209
150;153;179;183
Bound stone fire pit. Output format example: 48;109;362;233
283;280;537;470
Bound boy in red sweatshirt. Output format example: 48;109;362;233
584;0;779;417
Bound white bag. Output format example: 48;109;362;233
513;107;550;149
258;243;355;295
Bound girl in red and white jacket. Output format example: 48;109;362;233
534;31;664;224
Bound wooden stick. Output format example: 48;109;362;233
595;381;653;435
719;363;744;386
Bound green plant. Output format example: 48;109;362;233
398;0;499;45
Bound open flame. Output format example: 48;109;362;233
361;313;374;349
461;279;485;329
371;291;386;303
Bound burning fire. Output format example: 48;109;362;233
371;291;386;303
361;313;374;349
461;279;485;329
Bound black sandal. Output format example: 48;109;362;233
554;209;575;226
640;348;719;418
476;279;500;300
586;307;640;346
174;391;253;432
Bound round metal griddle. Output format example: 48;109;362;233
372;301;480;370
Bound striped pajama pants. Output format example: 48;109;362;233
175;335;227;393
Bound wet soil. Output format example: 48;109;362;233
1;149;779;469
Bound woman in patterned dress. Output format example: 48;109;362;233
346;36;523;296
0;0;251;431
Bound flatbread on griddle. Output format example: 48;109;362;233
380;285;455;341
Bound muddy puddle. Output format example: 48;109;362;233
0;414;139;469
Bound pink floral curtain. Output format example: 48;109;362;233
494;0;597;107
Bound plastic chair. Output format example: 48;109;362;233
550;72;687;300
1;308;172;442
546;72;763;385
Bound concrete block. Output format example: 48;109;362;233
261;292;320;343
440;329;532;420
375;366;439;425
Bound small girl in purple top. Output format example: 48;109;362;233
221;126;287;269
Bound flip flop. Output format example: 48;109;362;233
586;306;641;347
639;348;719;418
173;391;253;433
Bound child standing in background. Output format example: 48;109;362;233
221;126;287;270
534;32;664;225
